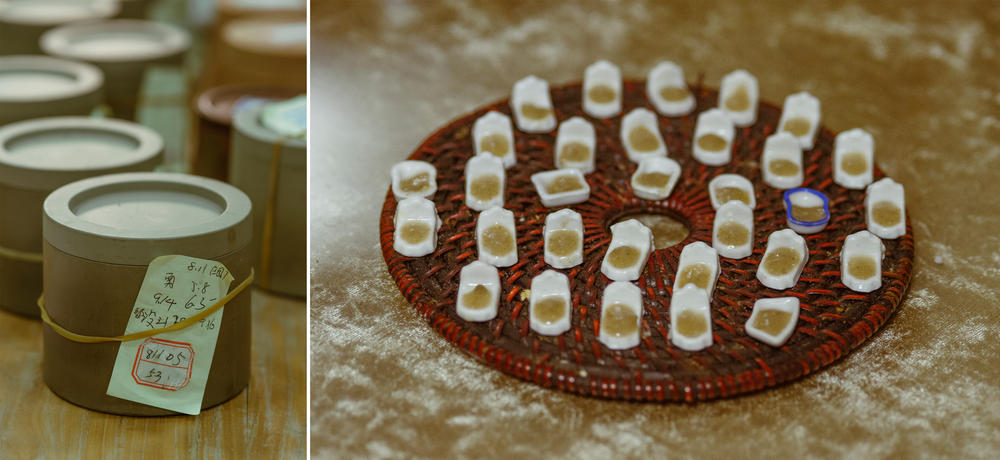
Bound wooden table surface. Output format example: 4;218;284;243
0;289;306;458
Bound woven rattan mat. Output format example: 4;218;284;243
380;80;913;402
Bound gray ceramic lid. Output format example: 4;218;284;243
0;116;164;191
0;0;118;26
0;55;103;103
40;19;191;64
233;99;306;166
43;172;253;265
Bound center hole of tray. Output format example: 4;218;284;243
613;212;690;250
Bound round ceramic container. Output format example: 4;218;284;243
218;17;306;91
0;0;119;55
0;55;103;125
192;84;299;181
41;172;253;415
40;19;191;120
0;117;163;317
230;97;305;297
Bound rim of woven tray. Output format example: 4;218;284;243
379;80;914;403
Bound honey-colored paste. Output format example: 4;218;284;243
782;117;812;137
520;103;552;120
716;186;751;205
659;86;690;102
399;221;431;244
547;229;580;257
871;201;902;227
628;125;660;152
470;174;500;201
763;247;801;276
840;152;868;176
697;133;728;152
635;172;671;189
602;303;638;337
791;205;826;222
588;84;616;104
480;133;509;157
848;255;878;280
545;175;584;194
608;245;640;269
753;309;792;336
481;224;515;256
724;85;750;112
559;142;590;165
676;309;707;338
399;172;431;193
533;296;566;324
677;263;712;290
717;221;750;247
769;159;800;177
462;284;492;310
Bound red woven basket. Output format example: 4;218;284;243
380;80;914;402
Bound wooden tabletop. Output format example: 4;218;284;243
0;289;306;458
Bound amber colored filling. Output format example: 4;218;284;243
399;221;431;244
717;221;749;247
462;284;492;310
753;309;791;336
782;117;811;137
559;142;590;165
791;205;826;222
602;303;638;337
481;224;515;256
533;296;567;324
470;174;501;201
724;85;750;112
520;103;552;120
840;152;868;176
635;172;671;189
697;133;728;152
588;84;616;103
547;229;580;257
716;186;751;205
628;125;660;152
608;246;640;269
676;309;708;338
871;201;902;227
659;86;690;102
676;263;712;289
769;159;800;177
763;247;801;276
399;172;431;193
479;133;509;158
848;255;878;280
545;175;584;194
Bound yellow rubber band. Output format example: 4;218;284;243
37;268;254;344
0;245;43;263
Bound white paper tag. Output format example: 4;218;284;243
105;255;235;415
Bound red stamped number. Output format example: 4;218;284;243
132;338;194;391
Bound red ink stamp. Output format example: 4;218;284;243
132;338;194;391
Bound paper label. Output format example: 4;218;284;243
106;255;234;415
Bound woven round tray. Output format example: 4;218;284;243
380;80;914;402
